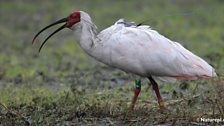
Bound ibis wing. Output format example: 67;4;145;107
97;23;216;81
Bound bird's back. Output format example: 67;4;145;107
94;19;216;82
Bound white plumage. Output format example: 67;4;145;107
71;11;216;82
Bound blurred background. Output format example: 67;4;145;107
0;0;223;125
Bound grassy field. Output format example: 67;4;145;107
0;0;224;125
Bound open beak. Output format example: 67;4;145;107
32;17;68;52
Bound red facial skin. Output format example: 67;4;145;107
66;11;81;27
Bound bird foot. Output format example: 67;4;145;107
159;99;165;109
158;99;166;113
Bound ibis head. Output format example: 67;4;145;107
32;11;81;52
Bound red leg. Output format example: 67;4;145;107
148;77;165;110
130;80;141;112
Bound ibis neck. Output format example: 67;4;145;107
78;22;99;56
73;20;110;65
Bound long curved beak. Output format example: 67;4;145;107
32;17;68;52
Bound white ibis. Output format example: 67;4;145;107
32;11;216;111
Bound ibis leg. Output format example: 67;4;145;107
130;80;141;112
148;76;165;110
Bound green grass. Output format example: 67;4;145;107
0;0;224;125
1;79;224;125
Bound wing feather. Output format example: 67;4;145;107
96;21;216;81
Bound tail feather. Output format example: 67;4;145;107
155;42;217;83
173;42;216;78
